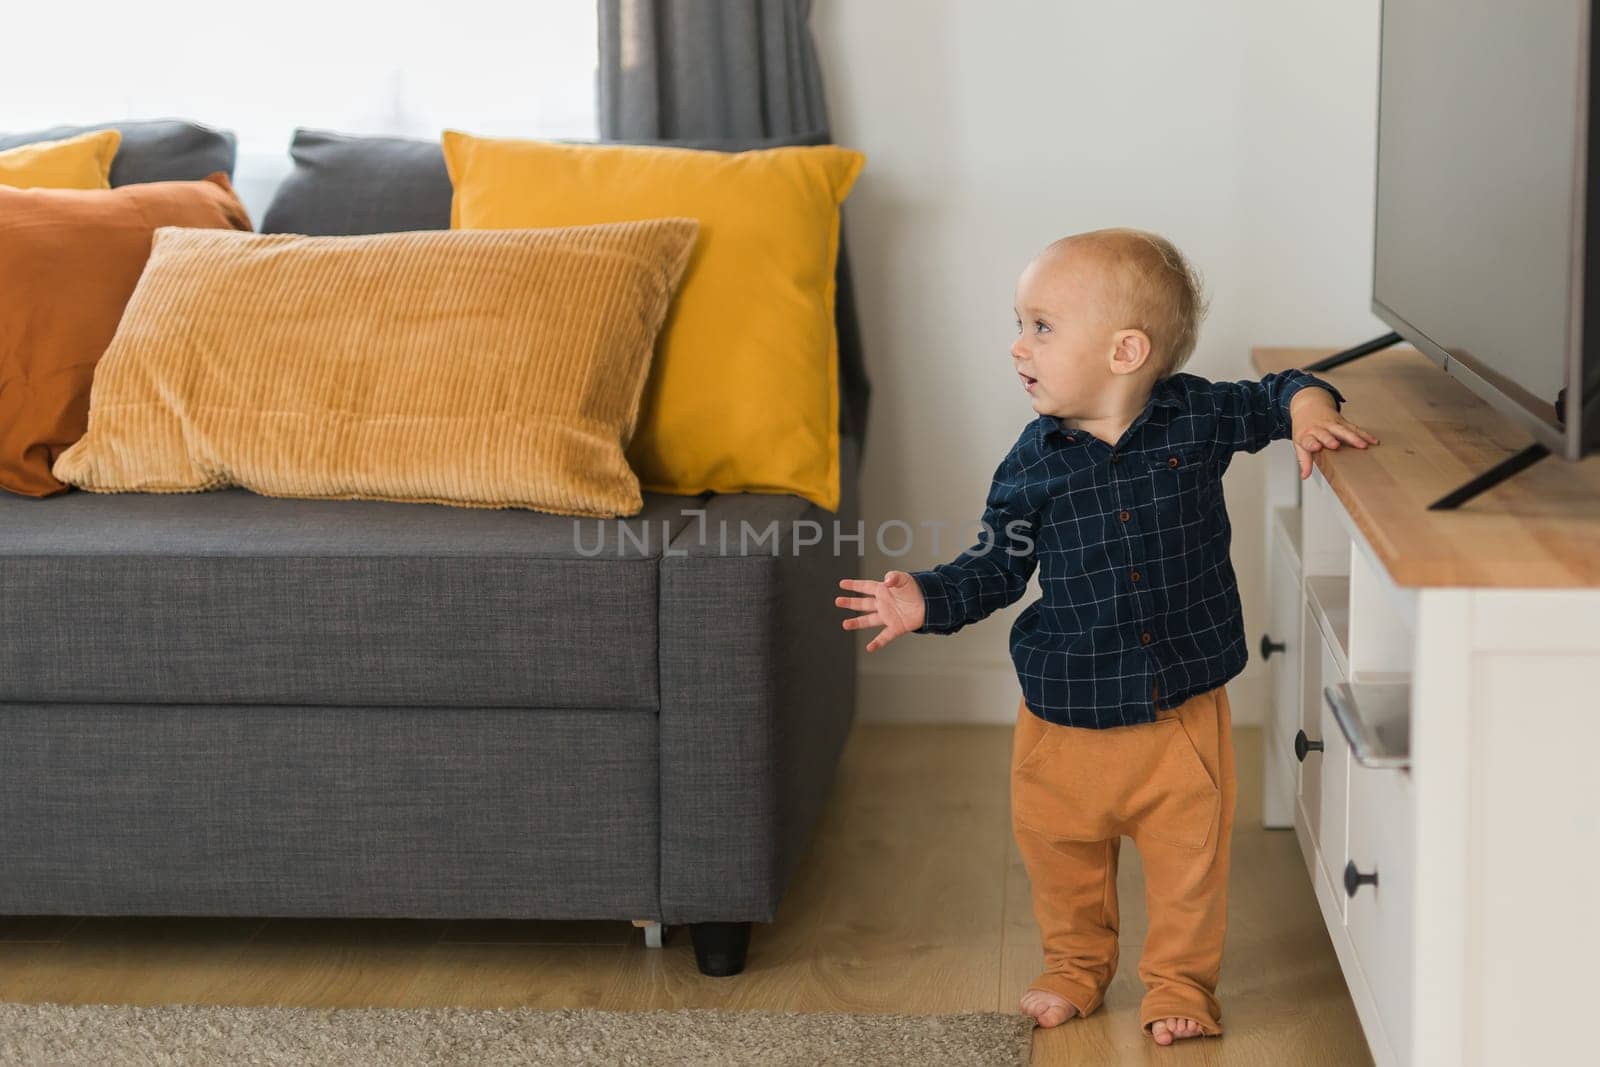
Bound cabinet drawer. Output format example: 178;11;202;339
1296;604;1338;806
1268;528;1303;757
1316;626;1350;922
1345;758;1415;1062
1263;526;1303;830
1295;602;1322;883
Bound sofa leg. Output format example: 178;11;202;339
631;919;667;949
689;921;752;977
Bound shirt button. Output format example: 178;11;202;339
1111;452;1121;464
1141;631;1153;645
1130;569;1141;583
1167;455;1179;468
1119;510;1131;522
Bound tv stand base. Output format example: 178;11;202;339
1304;331;1403;373
1308;332;1556;508
1427;442;1552;510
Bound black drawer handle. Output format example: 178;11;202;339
1260;633;1287;660
1344;859;1379;898
1294;729;1324;762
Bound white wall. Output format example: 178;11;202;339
814;0;1388;725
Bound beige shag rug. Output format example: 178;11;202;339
0;1003;1034;1066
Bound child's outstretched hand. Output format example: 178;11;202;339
836;570;926;652
1289;387;1380;480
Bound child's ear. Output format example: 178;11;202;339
1110;328;1151;375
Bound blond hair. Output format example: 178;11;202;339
1044;228;1209;377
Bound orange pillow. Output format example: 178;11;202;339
0;173;252;497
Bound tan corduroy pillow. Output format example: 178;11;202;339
52;220;699;516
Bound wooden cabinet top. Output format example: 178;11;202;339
1252;346;1600;588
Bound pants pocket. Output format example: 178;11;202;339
1141;717;1221;850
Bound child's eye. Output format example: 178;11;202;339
1035;320;1051;335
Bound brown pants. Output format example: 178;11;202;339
1010;684;1236;1037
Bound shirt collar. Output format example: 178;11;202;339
1045;376;1185;440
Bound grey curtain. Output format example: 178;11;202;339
596;0;870;457
598;0;829;141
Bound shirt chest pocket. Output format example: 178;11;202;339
1146;447;1209;526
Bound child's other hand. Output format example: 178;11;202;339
836;570;926;652
1289;387;1380;480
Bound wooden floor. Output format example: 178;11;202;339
0;721;1370;1065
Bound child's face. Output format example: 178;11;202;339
1010;247;1131;420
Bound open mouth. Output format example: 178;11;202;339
1018;372;1038;390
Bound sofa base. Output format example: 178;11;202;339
0;703;660;919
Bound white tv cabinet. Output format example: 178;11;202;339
1253;346;1600;1067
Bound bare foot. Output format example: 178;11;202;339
1148;1016;1208;1044
1019;989;1080;1028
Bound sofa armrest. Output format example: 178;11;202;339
655;437;862;922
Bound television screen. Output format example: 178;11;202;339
1373;0;1591;457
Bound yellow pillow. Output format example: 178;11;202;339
442;130;865;511
0;129;121;189
51;220;701;516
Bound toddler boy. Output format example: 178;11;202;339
835;229;1378;1045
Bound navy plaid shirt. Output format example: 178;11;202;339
909;369;1346;729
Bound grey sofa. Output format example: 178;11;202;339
0;122;869;977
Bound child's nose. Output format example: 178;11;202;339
1010;337;1028;361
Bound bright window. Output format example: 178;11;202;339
3;1;598;151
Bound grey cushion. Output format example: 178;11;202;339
259;127;869;452
259;128;454;235
0;487;708;709
0;119;236;186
